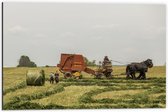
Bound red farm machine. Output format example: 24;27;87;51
57;53;113;79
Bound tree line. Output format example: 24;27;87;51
17;55;96;67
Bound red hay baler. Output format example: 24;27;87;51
57;53;112;79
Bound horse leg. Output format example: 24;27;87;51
130;73;134;79
137;73;142;79
141;73;146;80
126;71;131;79
132;73;136;80
130;73;135;79
126;66;131;79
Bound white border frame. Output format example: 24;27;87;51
0;0;167;112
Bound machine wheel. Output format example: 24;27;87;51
64;72;72;79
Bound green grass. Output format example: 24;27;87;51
3;66;166;109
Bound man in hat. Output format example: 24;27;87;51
54;71;59;83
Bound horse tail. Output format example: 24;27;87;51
126;65;130;73
126;65;131;76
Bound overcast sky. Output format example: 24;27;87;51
3;3;166;67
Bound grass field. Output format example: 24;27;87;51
2;66;166;109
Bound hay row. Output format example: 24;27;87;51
79;86;146;103
3;101;92;109
61;77;166;84
3;81;27;95
93;92;166;105
78;83;165;104
3;77;165;96
3;85;64;110
3;98;164;110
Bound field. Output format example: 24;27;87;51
3;66;166;109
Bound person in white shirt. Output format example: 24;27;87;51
49;72;54;84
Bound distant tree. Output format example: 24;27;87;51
84;57;96;66
45;65;49;67
92;60;96;65
17;55;37;67
84;57;89;65
29;61;37;67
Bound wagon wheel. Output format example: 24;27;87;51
105;72;112;79
95;73;103;79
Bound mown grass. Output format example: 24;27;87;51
79;84;165;108
3;82;60;105
3;66;166;109
32;85;105;106
3;81;27;95
93;89;146;100
3;83;64;110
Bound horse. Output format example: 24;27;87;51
126;59;153;80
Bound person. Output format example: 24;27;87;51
103;56;110;67
54;71;59;83
49;72;54;84
104;56;109;62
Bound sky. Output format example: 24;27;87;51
3;3;166;67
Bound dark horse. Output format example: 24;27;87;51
126;59;153;79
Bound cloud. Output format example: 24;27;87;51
89;36;103;40
59;32;75;38
8;25;27;34
123;47;136;53
92;24;120;29
34;33;46;38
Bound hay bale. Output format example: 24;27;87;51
26;70;45;86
